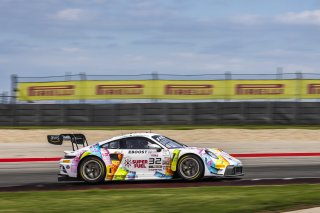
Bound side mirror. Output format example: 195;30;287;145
149;144;162;152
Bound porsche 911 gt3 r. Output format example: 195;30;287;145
48;133;243;183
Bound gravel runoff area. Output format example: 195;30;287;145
0;128;320;158
2;128;320;145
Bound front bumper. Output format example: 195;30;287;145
224;165;244;176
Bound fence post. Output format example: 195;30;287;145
295;71;303;101
64;72;71;104
151;72;158;103
276;67;283;79
10;74;18;104
224;71;232;101
0;92;3;104
4;92;8;104
80;72;86;104
294;71;303;124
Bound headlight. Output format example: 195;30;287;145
205;150;218;159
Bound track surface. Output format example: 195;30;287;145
1;157;320;191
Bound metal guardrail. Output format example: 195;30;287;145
0;102;320;126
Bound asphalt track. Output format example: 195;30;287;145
1;157;320;191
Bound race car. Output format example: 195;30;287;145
48;133;243;183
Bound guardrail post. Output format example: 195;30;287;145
10;74;18;104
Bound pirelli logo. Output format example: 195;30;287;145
165;84;213;95
308;84;320;94
28;85;75;96
96;85;144;95
236;84;284;95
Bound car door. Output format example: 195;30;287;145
121;136;169;179
100;139;126;181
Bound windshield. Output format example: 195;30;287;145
152;135;188;149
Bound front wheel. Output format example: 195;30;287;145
79;157;106;183
177;155;204;181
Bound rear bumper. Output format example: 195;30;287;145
58;174;81;182
224;166;244;177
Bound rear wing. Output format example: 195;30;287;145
47;134;89;151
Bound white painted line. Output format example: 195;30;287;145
243;177;320;181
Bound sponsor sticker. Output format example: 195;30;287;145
124;157;132;168
124;158;148;168
128;150;149;154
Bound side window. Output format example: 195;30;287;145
102;140;120;149
123;137;156;149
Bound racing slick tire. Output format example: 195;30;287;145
177;154;204;181
79;156;106;184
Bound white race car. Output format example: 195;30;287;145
48;133;243;183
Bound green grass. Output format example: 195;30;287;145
1;184;320;213
2;124;320;130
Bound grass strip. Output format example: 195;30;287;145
2;124;320;130
0;184;320;213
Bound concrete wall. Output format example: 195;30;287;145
0;102;319;126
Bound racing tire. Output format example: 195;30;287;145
79;157;106;184
177;154;204;181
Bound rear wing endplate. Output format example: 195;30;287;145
47;134;89;151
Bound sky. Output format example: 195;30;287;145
1;0;320;92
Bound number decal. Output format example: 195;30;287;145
149;158;161;165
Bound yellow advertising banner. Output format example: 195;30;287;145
17;79;320;101
18;80;154;101
18;81;81;101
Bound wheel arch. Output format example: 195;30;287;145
176;152;205;177
77;155;106;179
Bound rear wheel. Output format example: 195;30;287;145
79;157;106;183
177;155;204;181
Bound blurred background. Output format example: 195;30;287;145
1;0;320;106
1;1;320;127
0;71;320;126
